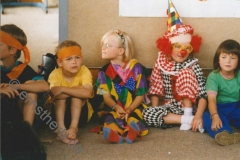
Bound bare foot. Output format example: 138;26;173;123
55;128;79;145
56;136;79;145
67;127;78;140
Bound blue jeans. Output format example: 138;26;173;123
203;101;240;138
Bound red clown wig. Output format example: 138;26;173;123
157;0;202;56
156;29;202;56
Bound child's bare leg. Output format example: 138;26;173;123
163;113;181;124
23;92;37;126
55;99;67;129
67;98;84;140
182;98;192;108
55;99;77;145
180;98;194;130
22;80;40;126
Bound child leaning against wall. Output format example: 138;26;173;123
48;40;94;145
203;39;240;146
0;24;48;159
94;29;150;144
0;24;49;126
143;0;207;132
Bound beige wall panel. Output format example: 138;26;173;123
68;0;240;68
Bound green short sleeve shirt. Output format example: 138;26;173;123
206;70;240;103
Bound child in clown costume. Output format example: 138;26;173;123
143;0;207;132
95;29;149;144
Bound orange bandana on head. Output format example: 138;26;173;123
0;30;30;79
57;46;82;60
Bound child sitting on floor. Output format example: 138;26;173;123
95;29;149;144
48;40;94;145
143;0;207;132
203;39;240;146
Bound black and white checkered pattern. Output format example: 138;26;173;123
161;56;207;110
191;63;207;100
145;54;207;127
142;103;184;127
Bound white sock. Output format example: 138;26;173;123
181;115;194;124
180;115;194;130
183;108;193;116
180;124;191;130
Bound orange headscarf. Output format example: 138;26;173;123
0;30;30;79
57;46;82;60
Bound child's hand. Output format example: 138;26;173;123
50;86;63;98
115;105;126;119
0;83;8;88
191;115;203;132
124;109;131;122
211;116;222;131
0;84;19;98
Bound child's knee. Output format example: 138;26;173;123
71;97;85;107
71;97;82;102
182;98;193;107
55;99;66;107
27;92;37;98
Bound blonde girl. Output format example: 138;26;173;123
95;29;149;144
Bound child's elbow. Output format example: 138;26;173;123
43;87;50;93
85;89;93;98
42;82;50;92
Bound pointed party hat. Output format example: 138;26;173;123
164;0;193;43
156;0;202;55
167;0;183;32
